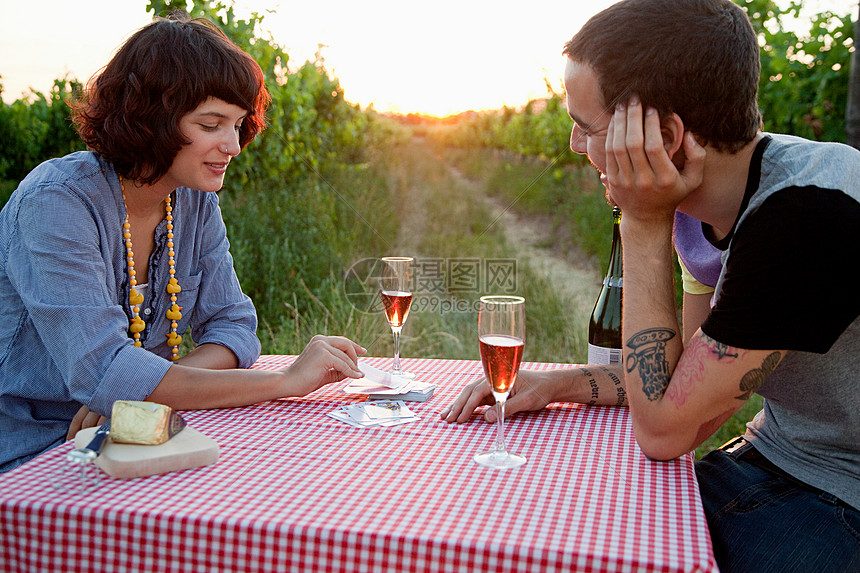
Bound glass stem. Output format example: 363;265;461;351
391;326;402;373
494;399;507;453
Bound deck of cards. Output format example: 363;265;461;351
328;362;435;428
342;362;436;402
327;400;419;428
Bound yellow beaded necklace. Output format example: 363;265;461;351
119;175;183;361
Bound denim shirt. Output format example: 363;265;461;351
0;151;260;472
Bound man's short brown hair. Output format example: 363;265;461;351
563;0;761;153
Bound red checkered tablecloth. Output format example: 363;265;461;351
0;356;717;572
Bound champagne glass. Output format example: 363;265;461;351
380;256;415;378
474;295;527;469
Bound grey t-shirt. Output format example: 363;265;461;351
702;134;860;510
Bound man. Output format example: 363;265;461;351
442;1;859;570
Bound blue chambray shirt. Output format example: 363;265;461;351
0;151;260;472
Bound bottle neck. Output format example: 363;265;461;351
605;207;622;283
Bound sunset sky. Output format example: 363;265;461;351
0;0;855;116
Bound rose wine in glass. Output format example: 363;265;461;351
380;257;415;378
474;295;527;469
381;291;412;328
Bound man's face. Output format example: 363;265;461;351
564;58;613;190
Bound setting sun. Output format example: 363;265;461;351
256;0;618;116
1;0;856;115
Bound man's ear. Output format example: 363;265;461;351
661;113;686;169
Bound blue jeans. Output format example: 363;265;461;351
696;438;860;573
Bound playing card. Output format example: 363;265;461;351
327;400;420;428
368;382;435;402
343;375;436;402
344;403;376;424
326;409;370;428
357;362;411;389
363;401;413;420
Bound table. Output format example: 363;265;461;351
0;356;717;572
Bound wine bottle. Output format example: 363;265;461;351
587;206;623;365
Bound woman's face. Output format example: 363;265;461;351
162;97;248;192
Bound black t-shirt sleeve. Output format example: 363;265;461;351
701;187;860;353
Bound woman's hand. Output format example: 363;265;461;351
283;335;366;396
67;405;108;440
440;369;553;424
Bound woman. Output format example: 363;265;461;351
0;13;364;473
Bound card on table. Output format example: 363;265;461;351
326;400;419;428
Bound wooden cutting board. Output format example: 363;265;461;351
73;425;220;479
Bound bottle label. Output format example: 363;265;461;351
603;277;623;288
587;344;623;365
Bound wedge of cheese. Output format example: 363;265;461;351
110;400;186;445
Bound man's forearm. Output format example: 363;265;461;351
531;364;628;407
620;218;685;412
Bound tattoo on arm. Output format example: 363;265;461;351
701;333;739;360
625;328;676;402
736;351;781;400
599;366;627;406
669;333;742;406
581;368;600;406
579;367;627;407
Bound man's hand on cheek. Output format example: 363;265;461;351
604;96;705;222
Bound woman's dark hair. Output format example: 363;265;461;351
71;12;271;184
563;0;761;153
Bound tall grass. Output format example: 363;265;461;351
0;180;16;207
368;138;590;364
234;137;591;367
435;145;617;265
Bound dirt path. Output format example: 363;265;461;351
446;164;602;326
